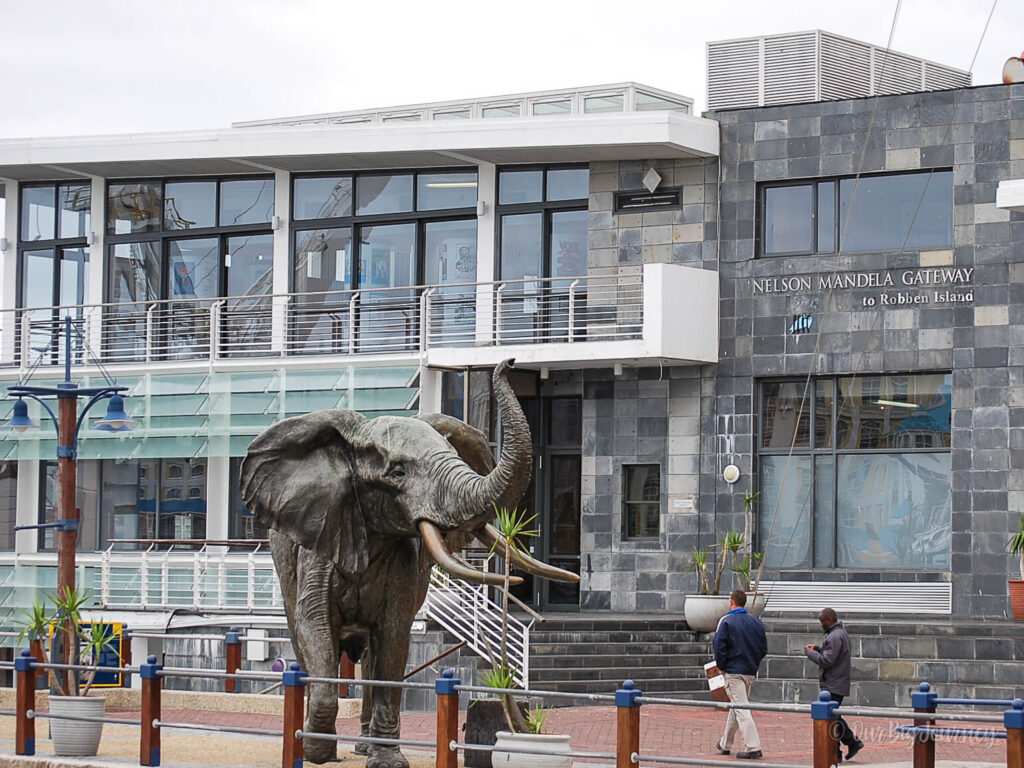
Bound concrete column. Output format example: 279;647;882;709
1;179;19;361
205;455;231;542
271;169;291;353
474;162;496;345
86;176;105;355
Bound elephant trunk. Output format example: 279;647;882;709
464;359;531;517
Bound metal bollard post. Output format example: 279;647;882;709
122;627;132;688
282;662;307;768
616;679;642;768
339;652;355;698
15;650;37;756
1005;697;1024;768
140;654;163;767
912;681;937;768
225;628;242;693
811;690;840;768
435;669;460;768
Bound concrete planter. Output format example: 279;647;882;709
683;595;731;632
493;730;573;768
48;695;107;756
746;592;767;617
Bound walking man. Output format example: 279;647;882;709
713;589;768;759
805;607;864;761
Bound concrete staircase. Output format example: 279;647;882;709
527;616;710;696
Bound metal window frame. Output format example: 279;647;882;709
621;462;662;541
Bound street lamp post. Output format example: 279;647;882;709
6;315;136;692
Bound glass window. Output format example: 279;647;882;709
22;249;55;309
547;169;589;201
358;223;416;290
533;100;571;116
382;113;421;122
635;92;687;112
108;242;160;305
294;227;352;296
417;172;478;211
623;464;660;538
356;174;413;216
759;374;951;570
167;237;219;299
482;104;520;118
220;178;275;226
816;181;836;253
164;181;216;230
499;171;543;205
839;171;953;252
109;182;162;235
433;110;471;120
0;462;16;551
226;233;274;297
763;185;814;255
584;94;623;113
294;176;352;220
425;219;477;286
21;186;56;241
551;210;587;278
500;213;542;281
58;183;91;239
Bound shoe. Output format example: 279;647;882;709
736;750;763;759
715;741;730;755
846;741;864;761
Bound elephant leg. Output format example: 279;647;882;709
291;551;341;764
365;624;412;768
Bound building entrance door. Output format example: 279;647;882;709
508;394;581;610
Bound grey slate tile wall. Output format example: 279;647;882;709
708;83;1024;617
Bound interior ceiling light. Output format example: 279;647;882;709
875;399;919;409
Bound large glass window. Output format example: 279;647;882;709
759;374;952;570
760;170;953;256
290;169;478;354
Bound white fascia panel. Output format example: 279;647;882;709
643;263;719;364
0;112;719;172
996;179;1024;212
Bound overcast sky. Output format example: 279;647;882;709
0;0;1020;140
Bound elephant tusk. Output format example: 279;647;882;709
418;521;523;587
480;524;581;584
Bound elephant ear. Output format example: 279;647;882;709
241;410;369;572
416;413;496;476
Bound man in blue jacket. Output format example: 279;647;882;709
713;589;768;759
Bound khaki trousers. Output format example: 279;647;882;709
720;673;761;751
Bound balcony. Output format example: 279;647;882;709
0;263;718;375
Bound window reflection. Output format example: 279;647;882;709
220;179;275;225
294;176;352;220
356;175;413;215
165;181;216;230
109;183;162;234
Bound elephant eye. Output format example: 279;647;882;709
385;463;406;483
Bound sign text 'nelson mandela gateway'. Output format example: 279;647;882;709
752;268;975;307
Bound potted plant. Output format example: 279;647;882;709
683;530;745;632
17;586;118;757
1008;514;1024;620
483;506;573;768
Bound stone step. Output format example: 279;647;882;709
531;641;707;656
538;677;709;696
531;631;703;645
531;665;706;682
530;653;706;669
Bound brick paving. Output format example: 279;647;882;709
95;699;1009;767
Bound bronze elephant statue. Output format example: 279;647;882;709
241;360;577;767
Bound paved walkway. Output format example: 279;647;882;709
0;698;1010;768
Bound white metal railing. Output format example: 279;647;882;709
423;565;531;688
0;272;646;368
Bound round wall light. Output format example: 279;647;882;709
722;464;741;484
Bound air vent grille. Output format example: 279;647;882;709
707;39;760;110
764;32;819;105
820;34;872;100
614;188;682;213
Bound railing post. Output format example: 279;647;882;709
282;662;307;768
811;690;840;768
15;650;37;756
616;679;642;768
1006;698;1024;768
140;653;163;766
912;681;937;768
567;278;579;342
122;626;133;688
435;668;460;768
338;653;355;699
225;628;242;693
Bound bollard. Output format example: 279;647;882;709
811;690;840;768
616;679;642;768
1005;697;1024;768
912;681;937;768
122;627;132;688
15;650;36;756
435;669;460;768
225;628;242;693
140;653;163;767
282;662;307;768
339;652;355;698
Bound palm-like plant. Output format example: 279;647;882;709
1009;514;1024;580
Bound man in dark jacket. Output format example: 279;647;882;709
713;590;768;759
805;607;864;761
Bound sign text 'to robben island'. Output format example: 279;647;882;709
752;268;974;307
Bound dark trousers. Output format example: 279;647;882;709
829;694;859;748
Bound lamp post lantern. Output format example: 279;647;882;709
5;315;136;692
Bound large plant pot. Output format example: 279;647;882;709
746;592;767;617
493;730;573;768
1009;580;1024;620
683;594;731;632
48;695;107;756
